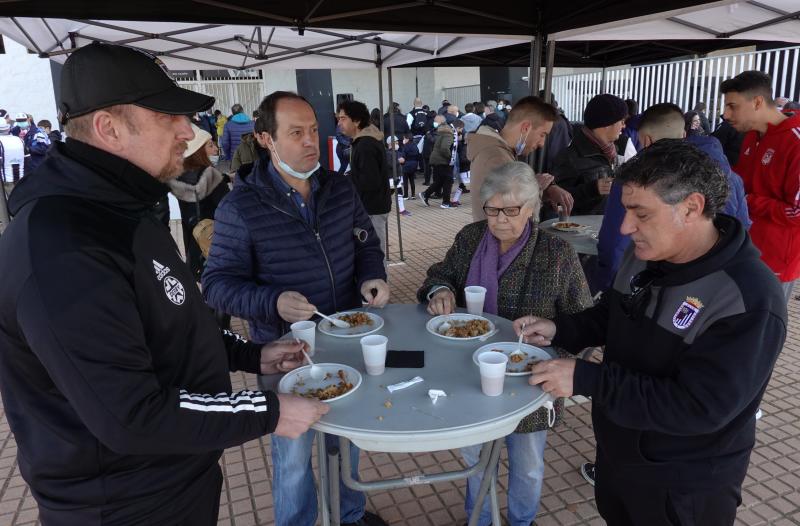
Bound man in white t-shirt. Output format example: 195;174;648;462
0;120;25;227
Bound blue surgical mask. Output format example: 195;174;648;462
17;121;29;130
515;128;530;156
432;122;440;128
271;142;319;180
497;104;505;110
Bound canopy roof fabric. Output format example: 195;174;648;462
0;1;720;37
551;0;800;43
399;39;767;68
0;19;531;70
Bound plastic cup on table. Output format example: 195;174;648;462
464;286;487;315
360;335;388;376
291;320;316;357
477;351;508;396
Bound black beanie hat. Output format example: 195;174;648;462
583;94;628;129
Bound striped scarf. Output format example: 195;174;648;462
582;126;616;165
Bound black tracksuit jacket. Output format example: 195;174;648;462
0;139;280;524
556;215;786;489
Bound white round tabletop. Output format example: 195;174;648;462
259;304;554;452
540;215;604;256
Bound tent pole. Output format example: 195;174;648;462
537;38;556;174
601;66;608;94
528;33;542;170
387;67;405;262
375;42;390;260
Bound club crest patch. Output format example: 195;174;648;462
761;148;775;165
163;276;186;305
672;296;703;330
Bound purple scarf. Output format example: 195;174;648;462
465;221;532;315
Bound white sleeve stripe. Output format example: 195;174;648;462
179;401;268;413
179;390;268;405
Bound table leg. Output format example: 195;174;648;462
317;431;331;526
328;441;341;526
489;470;501;526
467;438;503;526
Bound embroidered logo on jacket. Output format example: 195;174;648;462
672;296;703;330
153;259;186;305
761;148;775;165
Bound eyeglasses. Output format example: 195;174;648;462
483;205;523;217
620;268;663;319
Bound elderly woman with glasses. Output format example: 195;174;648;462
416;161;592;526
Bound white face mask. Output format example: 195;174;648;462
432;122;440;128
271;140;319;180
209;155;220;165
497;104;505;111
515;128;531;156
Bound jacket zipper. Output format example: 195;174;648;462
254;186;339;313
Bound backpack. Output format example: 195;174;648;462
409;109;428;135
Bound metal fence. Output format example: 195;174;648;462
443;84;482;112
552;45;800;129
177;77;266;117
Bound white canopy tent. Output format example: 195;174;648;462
0;18;529;71
550;0;800;44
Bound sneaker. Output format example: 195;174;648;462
400;210;412;216
462;188;471;194
408;196;417;200
440;203;451;209
580;462;596;487
402;196;409;200
342;511;389;526
450;201;461;207
417;192;429;206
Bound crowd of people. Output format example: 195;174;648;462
0;41;795;526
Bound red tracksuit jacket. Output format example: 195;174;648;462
734;113;800;282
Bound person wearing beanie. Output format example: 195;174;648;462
552;93;629;215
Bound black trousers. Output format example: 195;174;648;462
402;170;416;197
595;464;742;526
424;164;453;205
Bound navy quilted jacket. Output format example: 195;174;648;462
202;158;387;343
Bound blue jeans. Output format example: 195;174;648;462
461;431;548;526
271;431;366;526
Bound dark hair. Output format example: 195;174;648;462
337;100;371;129
616;139;728;218
422;105;430;112
254;91;313;136
506;96;558;126
464;103;474;113
693;101;706;112
624;99;639;116
474;102;485;114
453;119;464;129
231;103;244;115
684;111;700;132
37;119;52;129
370;108;381;128
638;102;684;132
213;109;221;116
252;110;260;119
720;71;775;105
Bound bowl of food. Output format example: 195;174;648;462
426;313;496;341
472;342;552;376
318;311;384;338
552;222;588;232
278;363;362;402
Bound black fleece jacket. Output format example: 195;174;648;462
554;215;786;488
0;139;280;524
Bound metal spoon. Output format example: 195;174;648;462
302;350;325;380
315;310;350;329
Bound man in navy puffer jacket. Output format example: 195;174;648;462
221;103;254;160
203;91;390;526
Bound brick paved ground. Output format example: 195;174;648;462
1;189;799;525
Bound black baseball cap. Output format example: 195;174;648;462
59;42;214;124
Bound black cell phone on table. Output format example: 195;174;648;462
385;350;425;368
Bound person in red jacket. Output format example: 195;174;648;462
722;70;800;302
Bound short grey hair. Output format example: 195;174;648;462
479;161;541;215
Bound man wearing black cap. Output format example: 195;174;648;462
0;42;328;525
552;93;629;215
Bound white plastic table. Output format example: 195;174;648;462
540;214;604;255
260;303;554;526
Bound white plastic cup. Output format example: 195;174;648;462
360;335;388;376
464;286;487;315
291;321;316;357
478;351;508;396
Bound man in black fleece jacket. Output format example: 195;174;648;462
516;140;786;525
0;42;327;525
